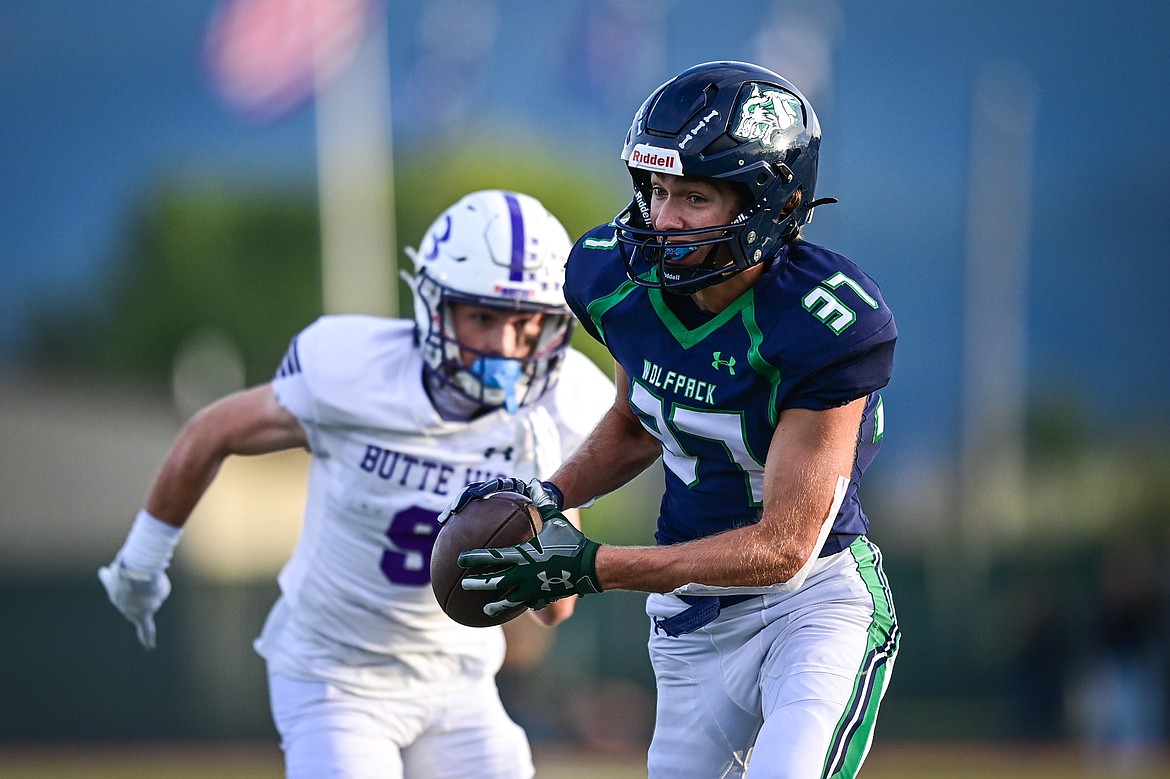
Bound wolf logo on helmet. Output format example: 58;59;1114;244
403;190;575;412
732;84;802;148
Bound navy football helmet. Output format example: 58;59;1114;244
615;61;834;294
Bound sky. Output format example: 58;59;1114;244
2;0;1168;475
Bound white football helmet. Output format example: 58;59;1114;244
404;190;575;413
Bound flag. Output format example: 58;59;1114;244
202;0;374;123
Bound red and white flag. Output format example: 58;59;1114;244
202;0;375;123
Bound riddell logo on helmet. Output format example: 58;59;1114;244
628;144;681;174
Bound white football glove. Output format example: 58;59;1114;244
98;554;172;650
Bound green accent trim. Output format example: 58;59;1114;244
583;278;642;346
582;233;619;250
872;395;885;443
669;401;764;504
821;537;900;779
648;286;755;349
740;301;783;427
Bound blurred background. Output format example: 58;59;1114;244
2;0;1169;775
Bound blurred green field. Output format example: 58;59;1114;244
1;742;1169;778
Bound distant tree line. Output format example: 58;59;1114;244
29;141;623;387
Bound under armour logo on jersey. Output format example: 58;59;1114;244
712;351;737;374
537;570;572;591
483;446;515;461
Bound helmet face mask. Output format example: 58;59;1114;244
617;177;756;295
615;61;829;295
405;190;575;412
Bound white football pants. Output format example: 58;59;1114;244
645;537;899;779
268;671;534;779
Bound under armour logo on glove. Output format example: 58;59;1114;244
537;570;572;590
459;518;602;613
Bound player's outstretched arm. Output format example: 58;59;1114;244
592;397;868;593
440;362;660;614
99;384;308;649
145;384;308;524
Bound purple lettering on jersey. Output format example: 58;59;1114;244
397;454;419;486
359;444;380;472
463;467;510;485
358;444;459;495
380;506;440;586
377;449;401;479
416;460;437;488
434;464;454;495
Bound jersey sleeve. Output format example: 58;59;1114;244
564;267;601;343
271;322;321;425
768;242;898;412
783;320;897;410
270;315;413;430
564;224;626;346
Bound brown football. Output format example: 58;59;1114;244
430;491;543;627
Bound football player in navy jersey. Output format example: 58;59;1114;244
98;190;613;779
448;62;900;778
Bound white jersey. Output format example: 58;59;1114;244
254;315;612;695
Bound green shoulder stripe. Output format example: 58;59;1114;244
584;278;640;346
740;298;783;427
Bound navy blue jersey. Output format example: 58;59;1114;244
566;226;897;555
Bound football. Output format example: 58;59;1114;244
430;491;543;627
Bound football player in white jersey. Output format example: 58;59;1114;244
98;190;614;779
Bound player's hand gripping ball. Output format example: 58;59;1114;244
430;491;542;627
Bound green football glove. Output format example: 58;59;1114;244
458;513;601;615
